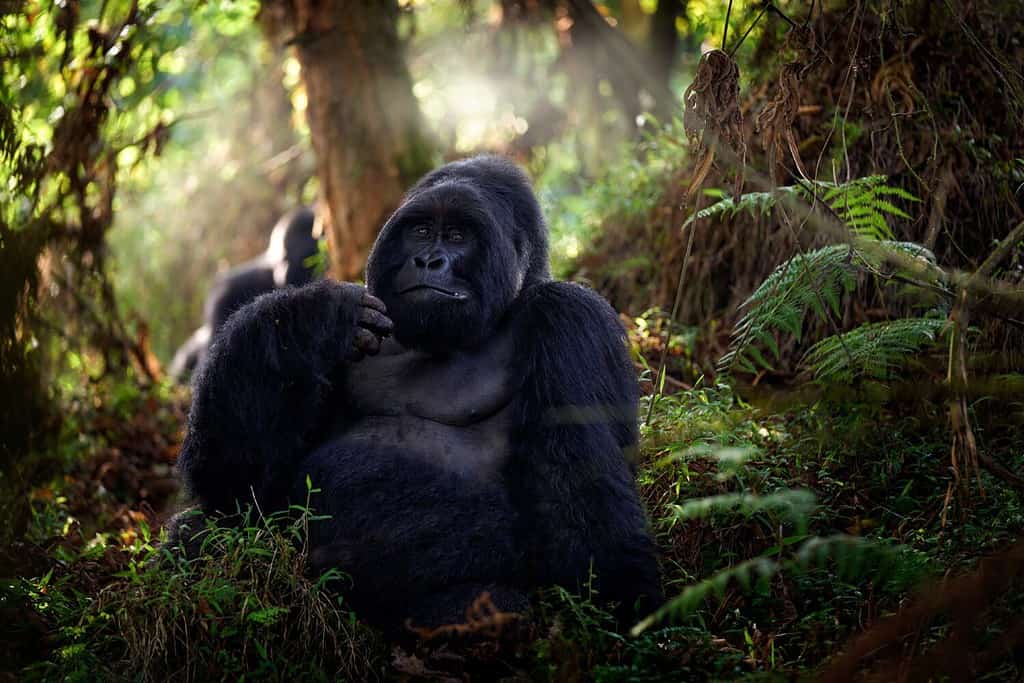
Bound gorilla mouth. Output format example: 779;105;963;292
399;285;468;300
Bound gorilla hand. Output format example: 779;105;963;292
348;290;393;361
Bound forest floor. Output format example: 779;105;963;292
4;326;1024;682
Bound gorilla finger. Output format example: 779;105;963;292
353;328;382;355
362;293;387;314
359;307;394;335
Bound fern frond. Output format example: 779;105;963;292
793;534;925;586
631;556;779;636
720;241;937;375
667;489;816;528
799;175;919;240
685;176;918;241
683;189;787;228
802;318;946;382
865;240;937;264
720;245;858;372
633;534;925;635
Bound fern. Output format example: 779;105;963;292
794;535;928;588
683;189;781;228
796;175;919;240
632;556;779;636
632;533;922;635
695;178;925;375
686;175;918;240
667;489;816;530
720;244;858;372
802;318;946;383
720;241;938;374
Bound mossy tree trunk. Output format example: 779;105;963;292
264;0;434;279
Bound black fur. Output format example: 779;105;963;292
173;156;661;632
168;207;320;380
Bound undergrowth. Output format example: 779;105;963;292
7;367;1023;680
15;501;384;682
636;386;1023;679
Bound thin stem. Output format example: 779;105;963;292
767;3;798;29
645;215;698;426
728;4;770;58
722;0;735;50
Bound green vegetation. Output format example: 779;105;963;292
13;378;1022;679
17;503;383;681
4;0;1024;680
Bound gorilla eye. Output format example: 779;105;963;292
413;226;430;237
447;229;465;243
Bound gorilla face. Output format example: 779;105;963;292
367;183;517;353
366;156;549;354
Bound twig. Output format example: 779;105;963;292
728;4;770;58
979;453;1024;491
722;0;735;49
923;160;955;250
637;362;693;391
976;220;1024;279
645;208;699;426
767;3;798;29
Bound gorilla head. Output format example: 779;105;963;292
266;207;320;287
366;156;550;353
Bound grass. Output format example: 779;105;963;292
15;503;384;682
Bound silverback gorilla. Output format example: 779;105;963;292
173;156;662;631
168;206;320;380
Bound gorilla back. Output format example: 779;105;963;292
173;156;662;632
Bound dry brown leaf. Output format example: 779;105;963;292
682;49;745;203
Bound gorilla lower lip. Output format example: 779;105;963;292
401;285;467;299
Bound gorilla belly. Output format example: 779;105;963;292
339;410;512;480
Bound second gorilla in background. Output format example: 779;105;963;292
168;207;320;380
174;156;662;631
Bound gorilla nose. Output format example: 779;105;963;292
414;254;448;271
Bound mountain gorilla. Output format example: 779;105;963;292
173;156;662;631
168;207;320;381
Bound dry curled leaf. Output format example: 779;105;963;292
756;62;809;183
871;56;918;114
683;49;743;149
783;23;817;59
405;592;524;643
682;49;745;203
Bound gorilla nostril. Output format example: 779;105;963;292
413;255;427;269
428;257;445;270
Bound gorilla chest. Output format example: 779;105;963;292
335;337;519;479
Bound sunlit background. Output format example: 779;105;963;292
98;0;740;363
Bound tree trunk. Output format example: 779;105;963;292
649;0;685;96
265;0;434;279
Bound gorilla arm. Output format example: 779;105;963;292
509;282;663;618
177;280;391;514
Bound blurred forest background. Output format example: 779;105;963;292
2;0;1023;680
